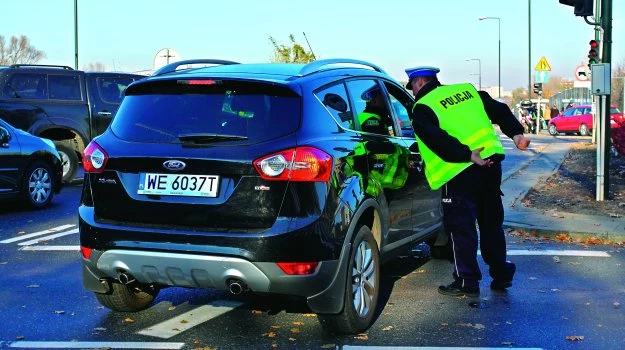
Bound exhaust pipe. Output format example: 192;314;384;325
118;272;136;285
226;279;246;295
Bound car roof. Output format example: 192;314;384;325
144;58;393;86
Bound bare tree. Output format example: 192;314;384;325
0;35;45;65
269;34;315;64
84;62;107;72
612;58;625;112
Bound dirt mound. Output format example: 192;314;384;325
522;142;625;217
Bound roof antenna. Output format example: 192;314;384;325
302;32;317;60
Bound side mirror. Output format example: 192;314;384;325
0;126;10;147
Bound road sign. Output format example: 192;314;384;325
535;71;549;83
534;56;552;71
575;65;590;81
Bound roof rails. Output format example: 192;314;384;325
298;58;387;76
152;59;240;76
9;64;74;70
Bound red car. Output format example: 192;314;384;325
548;105;624;136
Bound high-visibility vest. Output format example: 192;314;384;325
412;83;505;190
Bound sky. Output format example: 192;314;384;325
1;0;623;91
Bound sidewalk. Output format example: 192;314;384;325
501;133;625;243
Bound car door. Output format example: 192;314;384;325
344;79;414;246
382;81;442;237
0;120;22;194
88;75;138;137
558;107;576;131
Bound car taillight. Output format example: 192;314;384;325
276;262;319;275
83;141;108;173
80;246;92;259
253;146;332;182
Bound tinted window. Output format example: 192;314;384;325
111;81;300;144
3;73;47;99
346;79;393;136
572;108;584;116
611;108;620;114
97;77;134;104
562;108;575;116
315;83;354;130
49;75;81;101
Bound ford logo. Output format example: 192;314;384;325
163;160;186;171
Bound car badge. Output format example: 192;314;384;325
163;160;186;171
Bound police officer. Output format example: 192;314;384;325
405;66;530;297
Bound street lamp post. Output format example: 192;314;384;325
466;58;481;90
479;16;501;99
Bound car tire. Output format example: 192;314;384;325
548;124;558;136
95;281;159;312
579;124;590;136
54;142;78;183
318;225;380;334
21;161;55;209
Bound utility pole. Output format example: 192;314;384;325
600;0;612;198
74;0;78;70
528;0;532;100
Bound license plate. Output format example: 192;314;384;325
138;173;219;197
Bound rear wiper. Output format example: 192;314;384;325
177;133;248;143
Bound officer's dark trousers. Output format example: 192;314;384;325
441;161;508;289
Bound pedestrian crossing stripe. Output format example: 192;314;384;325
0;224;74;244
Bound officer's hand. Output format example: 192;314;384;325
513;134;530;150
470;147;494;167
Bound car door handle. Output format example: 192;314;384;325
97;111;112;117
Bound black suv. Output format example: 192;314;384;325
0;64;145;182
79;58;444;334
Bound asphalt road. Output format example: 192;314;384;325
2;133;624;350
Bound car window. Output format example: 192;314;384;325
112;80;300;144
48;75;81;101
315;83;354;130
345;79;393;136
582;108;591;114
97;77;135;104
3;73;47;99
382;81;414;138
561;108;575;117
611;107;620;114
572;108;584;116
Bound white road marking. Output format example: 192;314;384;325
344;347;543;350
0;225;74;244
8;341;184;349
137;301;243;339
20;245;80;251
17;228;79;246
504;249;611;257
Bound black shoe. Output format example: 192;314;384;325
438;280;479;297
490;279;512;291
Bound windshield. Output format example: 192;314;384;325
111;81;301;144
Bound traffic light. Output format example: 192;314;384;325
533;83;543;95
558;0;593;17
588;39;601;69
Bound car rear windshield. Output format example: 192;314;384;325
110;80;301;144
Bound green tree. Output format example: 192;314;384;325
269;34;315;63
0;35;45;65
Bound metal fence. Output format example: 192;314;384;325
549;87;593;110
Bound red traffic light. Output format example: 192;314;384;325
589;40;599;49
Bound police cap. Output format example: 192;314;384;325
405;66;440;89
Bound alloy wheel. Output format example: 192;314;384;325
28;167;52;204
351;240;376;318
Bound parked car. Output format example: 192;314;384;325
0;64;145;182
547;104;623;136
79;58;446;334
0;118;62;209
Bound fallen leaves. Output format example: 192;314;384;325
456;322;485;330
353;333;368;340
292;321;304;326
566;335;585;341
122;317;134;324
168;306;176;311
251;310;263;315
382;326;394;331
302;313;316;317
320;344;335;349
555;233;572;243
